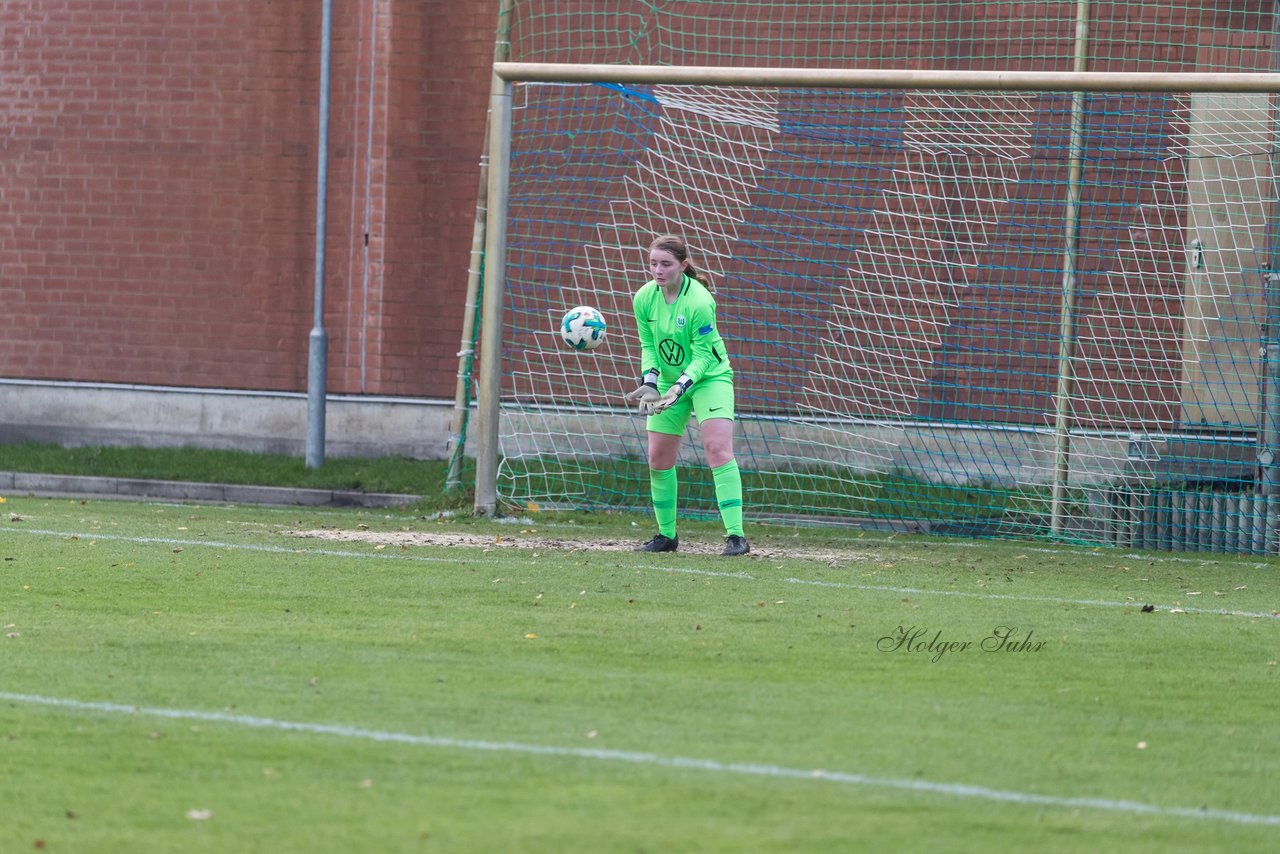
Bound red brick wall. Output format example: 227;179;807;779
0;0;494;396
0;0;1271;404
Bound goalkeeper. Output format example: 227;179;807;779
623;234;749;557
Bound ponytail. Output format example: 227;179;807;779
685;264;714;293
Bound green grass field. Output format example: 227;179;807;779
2;493;1279;852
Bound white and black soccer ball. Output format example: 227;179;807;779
560;305;607;351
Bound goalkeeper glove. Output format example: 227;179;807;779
645;376;692;415
624;370;661;411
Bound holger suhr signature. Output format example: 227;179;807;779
877;626;1047;663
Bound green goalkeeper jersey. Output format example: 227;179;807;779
632;273;733;387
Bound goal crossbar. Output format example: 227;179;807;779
494;62;1280;93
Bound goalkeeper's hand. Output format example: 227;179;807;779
644;387;681;415
624;383;660;411
643;377;692;415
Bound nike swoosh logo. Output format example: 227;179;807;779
710;407;724;412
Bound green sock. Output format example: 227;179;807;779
650;466;678;538
711;459;744;537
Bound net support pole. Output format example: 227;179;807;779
1258;3;1280;498
446;0;514;493
1261;266;1280;495
305;0;334;470
1050;0;1092;535
473;70;513;516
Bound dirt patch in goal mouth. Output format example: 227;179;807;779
287;528;876;565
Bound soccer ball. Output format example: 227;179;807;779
560;305;607;351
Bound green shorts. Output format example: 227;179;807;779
647;373;736;435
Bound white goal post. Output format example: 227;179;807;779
474;62;1280;548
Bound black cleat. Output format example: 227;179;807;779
635;534;678;552
721;535;750;556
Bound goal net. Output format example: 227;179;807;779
474;2;1280;551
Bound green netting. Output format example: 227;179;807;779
485;2;1280;552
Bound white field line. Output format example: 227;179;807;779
0;691;1276;828
3;527;1276;619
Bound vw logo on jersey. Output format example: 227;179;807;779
659;339;685;366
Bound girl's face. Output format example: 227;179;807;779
649;248;686;287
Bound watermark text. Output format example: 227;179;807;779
876;626;1046;663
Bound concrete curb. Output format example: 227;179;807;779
0;471;420;509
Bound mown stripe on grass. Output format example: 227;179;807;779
2;691;1277;828
5;526;1275;619
3;527;490;564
